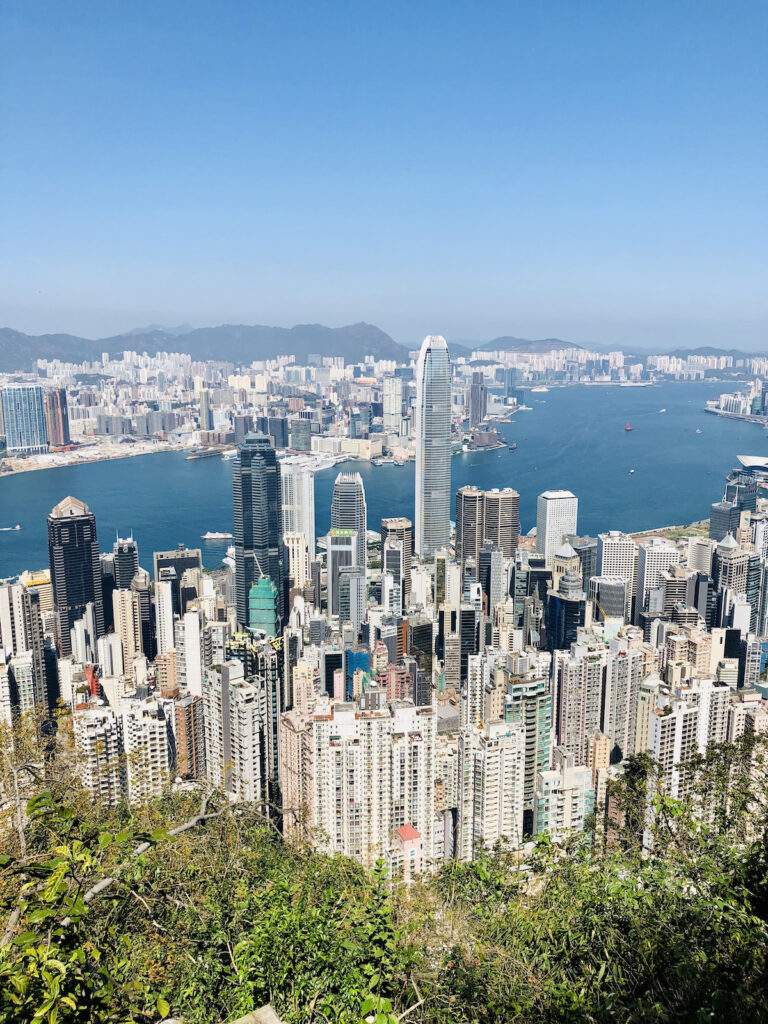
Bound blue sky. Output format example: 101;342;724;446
1;0;766;349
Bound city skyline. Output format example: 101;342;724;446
2;3;767;1018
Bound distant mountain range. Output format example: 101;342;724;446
0;323;408;371
476;336;582;354
665;346;758;361
0;323;761;372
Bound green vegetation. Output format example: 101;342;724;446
632;519;710;541
1;720;768;1023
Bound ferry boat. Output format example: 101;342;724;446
221;449;238;460
0;524;21;532
624;422;632;432
201;531;233;541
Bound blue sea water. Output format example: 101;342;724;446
0;381;764;579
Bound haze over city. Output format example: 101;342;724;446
1;0;766;349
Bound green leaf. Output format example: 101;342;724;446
157;996;170;1018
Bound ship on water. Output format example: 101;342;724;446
201;530;233;541
625;422;632;431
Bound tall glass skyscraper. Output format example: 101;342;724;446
2;384;49;455
330;472;367;568
47;496;105;657
233;433;285;629
415;335;451;557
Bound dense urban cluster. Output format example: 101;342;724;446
1;335;768;881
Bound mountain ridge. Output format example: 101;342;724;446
0;322;408;371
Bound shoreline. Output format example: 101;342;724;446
0;442;188;479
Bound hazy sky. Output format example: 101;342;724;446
1;0;766;349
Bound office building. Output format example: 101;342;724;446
415;335;451;557
382;375;404;434
1;383;49;455
327;529;358;618
468;371;487;427
483;488;520;557
455;486;484;568
635;538;681;625
153;545;203;615
381;517;413;606
537;491;578;568
597;531;635;617
330;472;367;569
280;457;316;559
284;531;310;589
199;388;214;431
112;535;139;590
47;497;105;658
44;388;70;447
233;433;285;630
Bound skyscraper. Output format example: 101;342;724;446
381;517;413;607
634;537;681;625
2;384;49;455
153;545;202;615
47;496;105;657
482;488;520;557
280;456;316;559
44;388;70;447
326;529;358;618
382;375;404;434
331;472;367;568
536;490;578;568
597;531;636;619
455;486;484;568
199;388;213;431
113;536;139;589
415;335;451;557
233;433;285;629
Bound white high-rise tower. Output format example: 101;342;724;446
536;490;578;568
415;335;451;557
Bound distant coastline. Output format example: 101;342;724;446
0;440;186;478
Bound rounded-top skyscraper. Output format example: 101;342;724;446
415;335;451;557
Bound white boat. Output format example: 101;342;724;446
0;524;21;532
201;530;233;541
659;408;666;413
696;428;703;434
221;449;238;460
531;386;549;393
629;469;635;474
